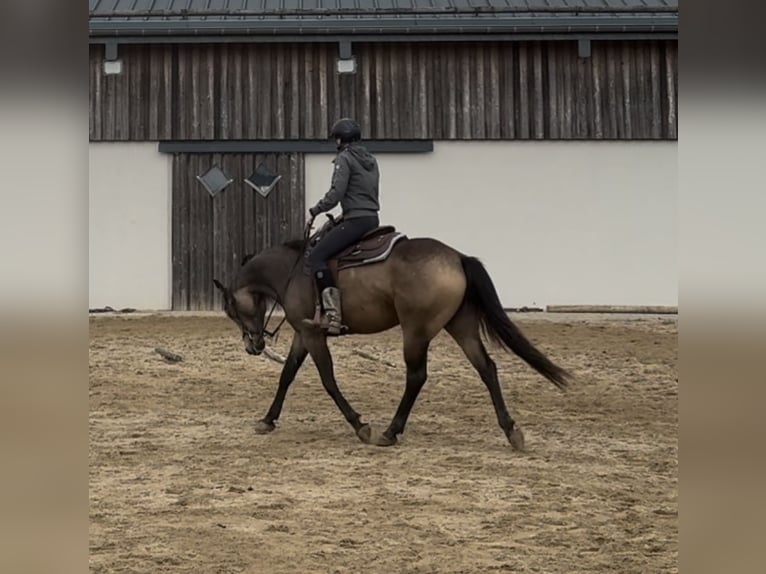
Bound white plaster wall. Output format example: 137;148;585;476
306;141;677;307
89;143;172;310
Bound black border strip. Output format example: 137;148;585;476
158;140;434;154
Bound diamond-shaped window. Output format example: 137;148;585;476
245;163;282;198
196;165;233;197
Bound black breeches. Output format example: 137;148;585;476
307;216;379;288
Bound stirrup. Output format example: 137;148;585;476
300;306;348;336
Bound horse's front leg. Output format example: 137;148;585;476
303;333;370;442
254;333;308;434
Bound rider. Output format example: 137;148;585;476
306;117;381;335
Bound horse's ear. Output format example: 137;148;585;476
240;253;254;266
213;279;226;293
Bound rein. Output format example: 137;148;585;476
259;223;314;341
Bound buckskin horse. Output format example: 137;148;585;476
213;217;571;450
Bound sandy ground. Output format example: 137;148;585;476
89;313;677;573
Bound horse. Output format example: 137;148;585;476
213;218;572;450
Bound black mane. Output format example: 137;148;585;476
239;239;305;267
282;238;306;251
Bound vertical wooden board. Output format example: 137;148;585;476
546;43;559;139
291;153;305;239
460;46;471;139
487;43;501;139
90;48;101;140
612;43;629;139
181;154;196;309
210;155;227;310
444;43;460;139
574;48;592;139
245;46;258;139
162;46;174;140
204;47;216;140
607;43;620;139
634;42;647;139
532;42;545;139
290;45;301;138
276;154;290;245
263;44;274;139
227;154;244;298
418;44;429;139
517;43;530;139
664;41;677;139
304;45;315;138
275;46;286;139
423;44;434;139
113;50;128;139
171;154;185;309
331;47;342;131
202;155;218;309
241;153;257;259
389;45;400;139
358;44;372;138
500;43;515;138
186;153;201;309
650;41;662;139
102;63;116;140
402;43;414;139
473;43;486;139
318;44;330;137
216;45;227;140
590;43;604;139
432;44;443;139
372;44;384;138
621;42;632;139
254;154;268;255
186;46;198;139
564;45;576;139
147;46;160;140
127;46;139;140
230;45;243;140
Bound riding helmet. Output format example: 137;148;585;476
330;118;362;144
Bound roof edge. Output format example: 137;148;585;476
89;13;678;40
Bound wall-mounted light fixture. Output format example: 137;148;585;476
336;40;356;74
103;42;123;75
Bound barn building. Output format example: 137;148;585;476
88;1;678;312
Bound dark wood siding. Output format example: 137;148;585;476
171;152;305;310
90;40;677;142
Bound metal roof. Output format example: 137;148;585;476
89;0;678;41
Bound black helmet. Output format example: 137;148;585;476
330;118;362;144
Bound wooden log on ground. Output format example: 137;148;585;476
263;347;286;364
155;347;183;362
351;349;398;369
545;305;677;315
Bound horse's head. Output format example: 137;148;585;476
213;278;267;356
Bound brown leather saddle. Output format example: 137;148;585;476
307;216;408;278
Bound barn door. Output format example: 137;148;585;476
171;152;305;310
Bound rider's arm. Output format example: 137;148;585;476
309;154;351;216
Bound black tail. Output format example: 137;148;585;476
461;256;572;390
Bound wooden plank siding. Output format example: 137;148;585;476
90;40;678;141
171;153;305;310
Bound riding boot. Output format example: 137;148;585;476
320;287;343;336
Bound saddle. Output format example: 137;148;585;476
306;216;408;276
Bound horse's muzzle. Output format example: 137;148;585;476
246;338;266;356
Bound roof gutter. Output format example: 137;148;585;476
89;14;678;40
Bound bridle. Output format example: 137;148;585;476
246;221;315;343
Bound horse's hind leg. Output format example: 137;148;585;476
378;333;431;446
446;308;525;451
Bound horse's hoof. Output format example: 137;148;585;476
373;432;397;447
356;423;372;443
254;420;276;434
508;427;526;451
